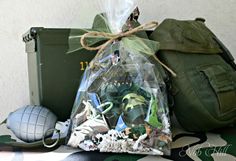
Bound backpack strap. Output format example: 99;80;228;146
213;36;236;70
196;17;236;70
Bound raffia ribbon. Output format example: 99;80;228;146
80;21;177;77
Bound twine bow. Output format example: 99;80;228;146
80;21;177;77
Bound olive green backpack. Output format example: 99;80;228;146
149;18;236;132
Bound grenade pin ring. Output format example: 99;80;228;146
42;128;60;148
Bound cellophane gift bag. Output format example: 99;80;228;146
67;0;172;155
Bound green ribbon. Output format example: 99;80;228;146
67;13;176;77
67;14;159;56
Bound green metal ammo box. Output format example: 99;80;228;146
23;28;95;121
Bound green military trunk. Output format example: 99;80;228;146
149;18;236;132
23;28;96;121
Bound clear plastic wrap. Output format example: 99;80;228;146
98;0;138;33
67;0;171;156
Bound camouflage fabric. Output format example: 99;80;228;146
0;117;235;161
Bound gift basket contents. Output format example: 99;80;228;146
67;0;172;155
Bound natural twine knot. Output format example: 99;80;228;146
80;21;177;77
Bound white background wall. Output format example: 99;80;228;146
0;0;236;124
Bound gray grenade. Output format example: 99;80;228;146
6;105;57;143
